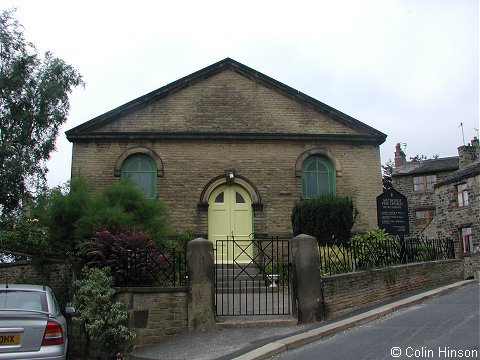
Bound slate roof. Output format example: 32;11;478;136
435;161;480;187
392;157;459;177
66;58;387;143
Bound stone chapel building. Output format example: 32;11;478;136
66;58;386;242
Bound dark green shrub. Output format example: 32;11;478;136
31;178;169;257
405;242;437;262
318;243;352;275
31;178;93;255
349;228;398;269
291;194;357;244
166;229;197;251
79;179;169;245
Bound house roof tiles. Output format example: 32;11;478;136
435;161;480;187
392;157;459;177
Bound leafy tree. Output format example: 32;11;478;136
31;178;169;257
81;179;169;243
0;217;50;261
0;9;84;219
31;177;93;256
409;154;439;162
382;159;394;191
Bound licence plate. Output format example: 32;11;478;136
0;334;20;346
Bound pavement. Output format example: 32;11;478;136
131;279;477;360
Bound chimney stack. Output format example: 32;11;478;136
394;143;406;167
457;137;480;169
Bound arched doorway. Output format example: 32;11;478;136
208;184;253;263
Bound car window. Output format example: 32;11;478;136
0;290;48;312
52;293;61;315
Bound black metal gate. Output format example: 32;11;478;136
215;236;291;316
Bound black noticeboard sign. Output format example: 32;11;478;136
376;188;410;236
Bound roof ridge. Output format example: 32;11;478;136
406;155;458;164
66;58;387;142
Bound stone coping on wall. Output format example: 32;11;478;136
320;258;465;320
321;258;464;280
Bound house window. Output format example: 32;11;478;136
456;184;469;207
415;208;436;227
301;156;335;198
121;154;156;198
459;227;473;254
413;175;436;192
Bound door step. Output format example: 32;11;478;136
216;315;297;329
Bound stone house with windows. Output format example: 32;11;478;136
391;144;458;237
66;58;386;244
432;140;480;254
392;138;480;255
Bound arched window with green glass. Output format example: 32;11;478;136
301;156;336;198
121;154;156;198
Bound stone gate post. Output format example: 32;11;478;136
289;234;323;323
187;238;216;331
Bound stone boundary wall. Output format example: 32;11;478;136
0;260;73;290
115;287;188;351
0;261;188;354
321;258;466;319
463;254;480;279
2;254;479;355
67;287;188;358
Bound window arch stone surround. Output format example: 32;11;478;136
114;147;164;177
295;147;342;178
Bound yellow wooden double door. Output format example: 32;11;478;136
208;184;253;263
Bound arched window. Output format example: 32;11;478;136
301;156;335;198
121;154;156;198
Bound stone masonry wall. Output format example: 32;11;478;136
321;259;465;319
68;288;188;357
3;255;479;356
115;287;188;351
92;70;363;136
0;260;74;306
464;253;480;279
72;139;382;237
435;174;480;254
71;69;384;237
0;261;188;354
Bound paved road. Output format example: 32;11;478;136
272;283;480;360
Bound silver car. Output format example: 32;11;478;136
0;284;74;360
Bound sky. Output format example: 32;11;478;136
1;0;479;187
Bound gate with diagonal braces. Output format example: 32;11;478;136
215;236;291;316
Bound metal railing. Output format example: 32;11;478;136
95;246;187;287
319;236;455;276
215;236;291;316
